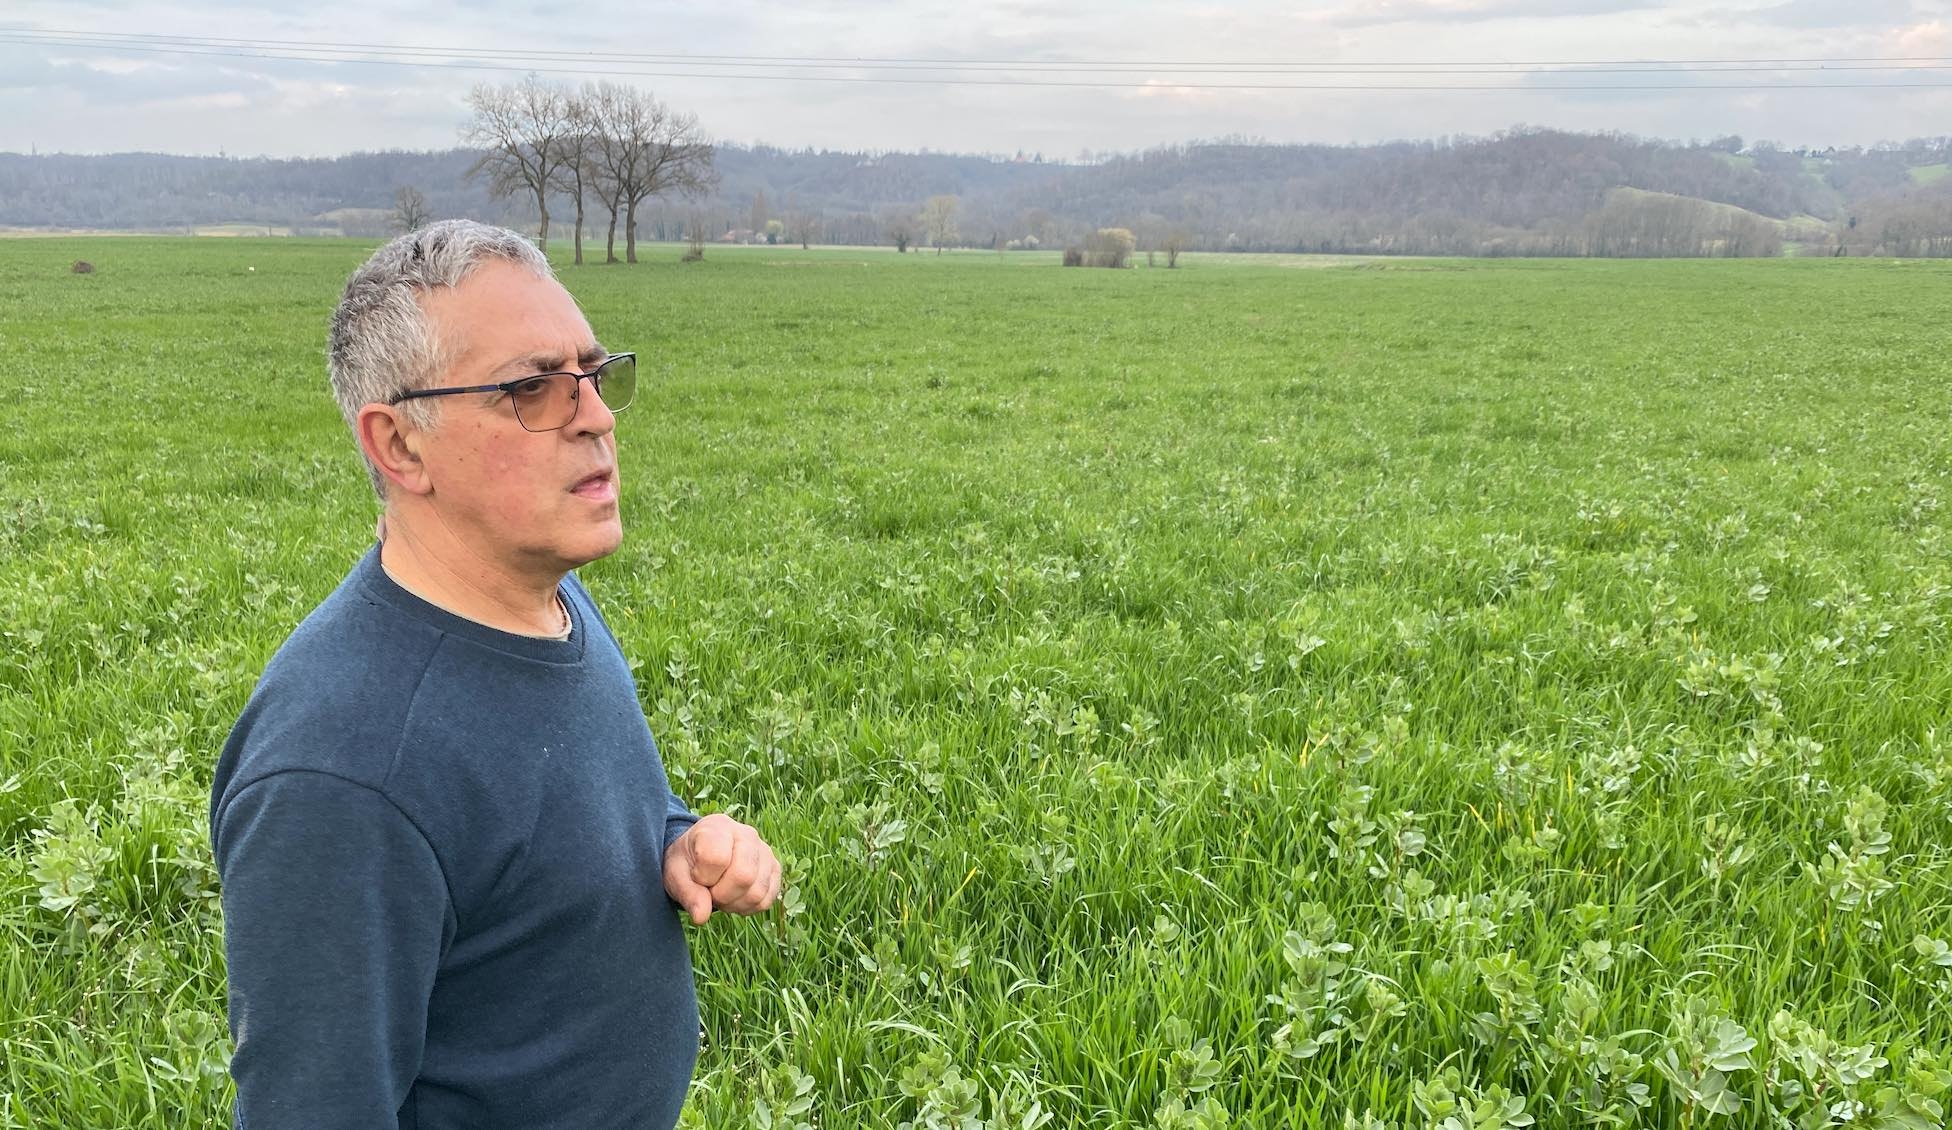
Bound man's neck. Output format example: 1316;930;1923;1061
377;510;568;638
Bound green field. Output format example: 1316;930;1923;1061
5;240;1952;1128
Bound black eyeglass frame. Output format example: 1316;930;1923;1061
387;352;636;432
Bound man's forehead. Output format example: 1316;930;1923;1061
421;262;597;371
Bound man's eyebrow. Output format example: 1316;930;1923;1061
491;346;605;378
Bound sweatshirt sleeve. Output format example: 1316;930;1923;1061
649;728;699;851
214;770;453;1129
662;786;700;851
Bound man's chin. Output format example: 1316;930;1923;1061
564;521;625;569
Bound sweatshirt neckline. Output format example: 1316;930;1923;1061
354;544;590;666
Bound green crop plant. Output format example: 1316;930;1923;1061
2;240;1950;1125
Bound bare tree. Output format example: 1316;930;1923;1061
392;185;430;233
882;208;917;252
582;82;715;264
463;77;577;252
1084;227;1136;268
581;82;631;263
1163;229;1190;268
681;211;707;261
551;93;600;265
1130;212;1168;266
786;211;820;249
921;194;959;254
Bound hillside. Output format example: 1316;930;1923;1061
5;128;1951;256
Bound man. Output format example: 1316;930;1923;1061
210;219;780;1129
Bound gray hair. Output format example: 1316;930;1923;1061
327;219;554;499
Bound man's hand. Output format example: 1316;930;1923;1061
663;813;781;926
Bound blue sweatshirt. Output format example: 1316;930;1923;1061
211;546;700;1129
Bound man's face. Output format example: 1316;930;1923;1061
411;261;623;576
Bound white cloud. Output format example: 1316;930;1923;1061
1310;0;1658;27
1889;18;1952;53
0;0;1946;156
1747;0;1919;29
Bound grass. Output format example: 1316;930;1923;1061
3;239;1952;1127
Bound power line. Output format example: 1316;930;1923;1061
12;32;1952;74
7;28;1952;91
7;26;1952;71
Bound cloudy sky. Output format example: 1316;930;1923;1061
4;0;1950;158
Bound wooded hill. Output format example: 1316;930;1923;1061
7;128;1951;257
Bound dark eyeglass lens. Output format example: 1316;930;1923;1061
508;356;635;432
596;355;636;414
511;374;579;432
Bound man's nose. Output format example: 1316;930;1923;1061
569;374;617;436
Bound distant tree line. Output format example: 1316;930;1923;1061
1837;190;1952;257
0;149;504;234
1580;189;1782;258
8;127;1952;258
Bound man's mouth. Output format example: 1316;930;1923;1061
571;469;617;501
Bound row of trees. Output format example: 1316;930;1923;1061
1838;188;1952;257
879;194;960;253
18;127;1952;258
1580;189;1783;258
738;190;823;248
389;158;1935;261
864;194;1190;260
462;77;714;264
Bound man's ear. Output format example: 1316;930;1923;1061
356;403;434;497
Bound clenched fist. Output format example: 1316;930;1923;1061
663;813;781;926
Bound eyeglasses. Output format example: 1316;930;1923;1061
389;352;636;433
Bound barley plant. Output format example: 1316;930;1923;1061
4;240;1952;1125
